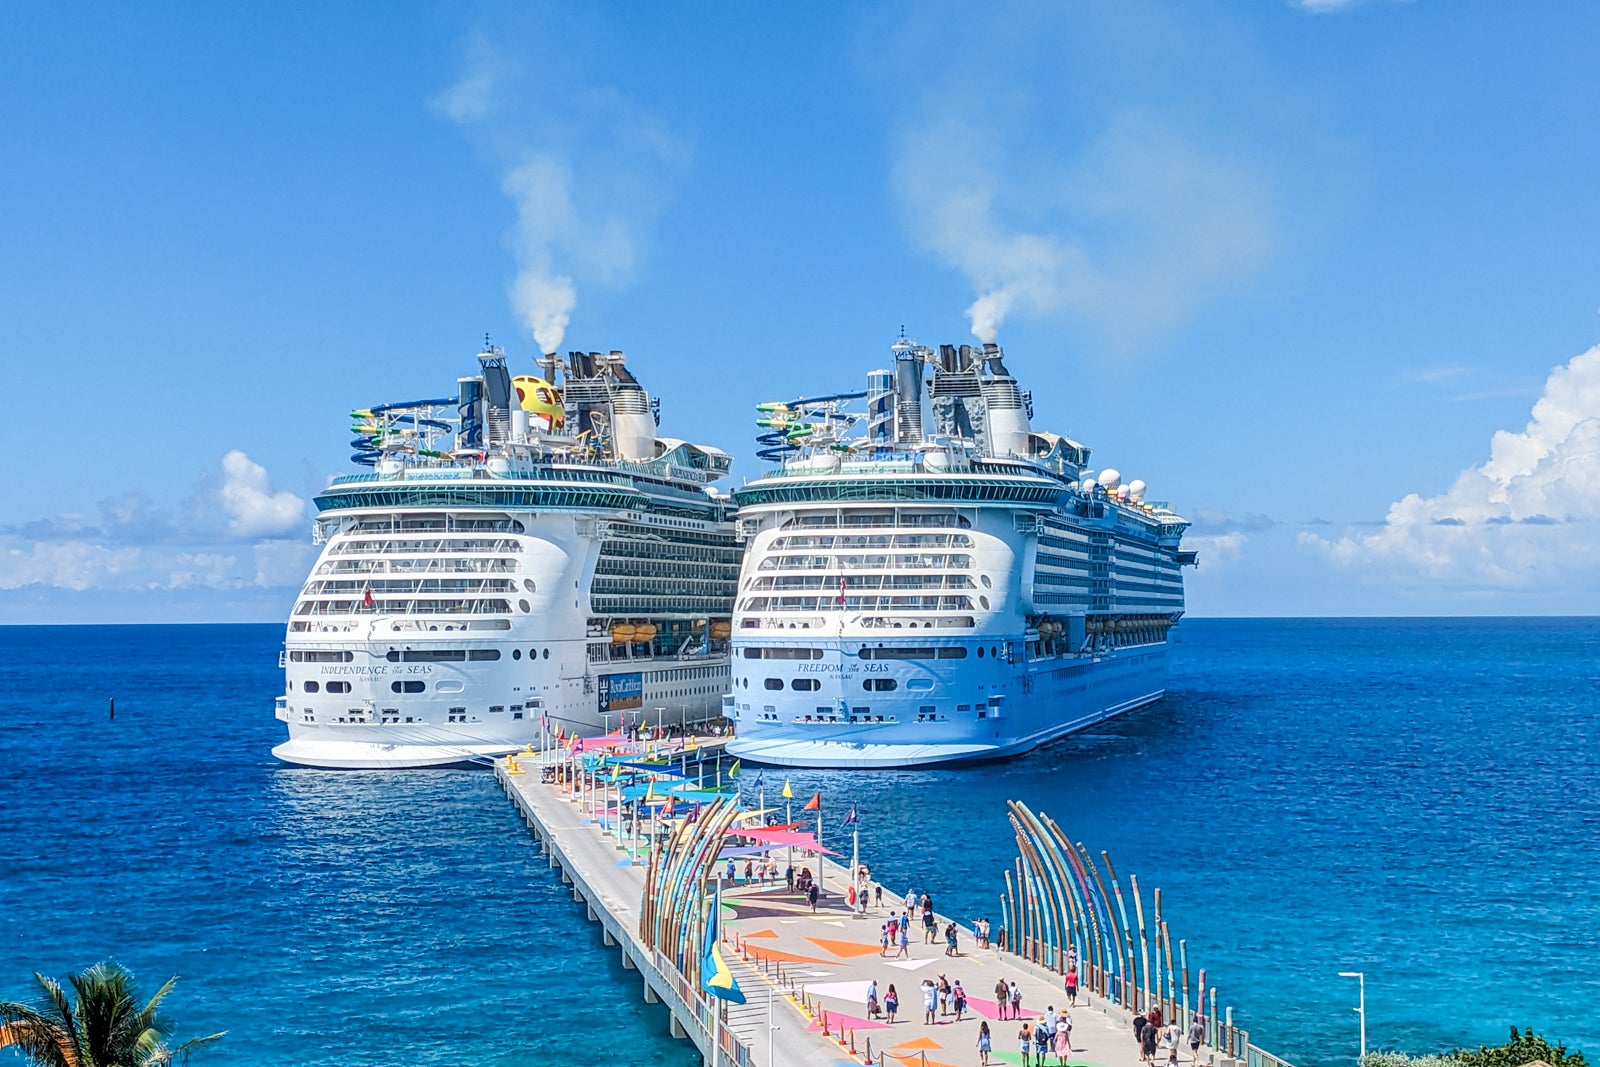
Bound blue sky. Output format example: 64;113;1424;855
3;1;1599;622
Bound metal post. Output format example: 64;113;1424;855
767;986;778;1065
1339;972;1366;1063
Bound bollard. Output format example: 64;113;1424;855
849;1029;856;1053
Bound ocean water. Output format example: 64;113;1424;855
1;620;1595;1067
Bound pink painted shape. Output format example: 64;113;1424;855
808;1009;891;1032
962;995;1005;1020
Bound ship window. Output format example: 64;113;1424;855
518;599;530;612
791;679;819;691
513;649;521;660
936;647;967;659
389;680;426;694
303;680;320;693
513;712;523;720
468;649;501;661
289;650;354;663
863;678;898;692
957;704;971;712
907;678;934;691
763;678;784;690
326;681;351;694
489;705;506;714
399;649;468;662
543;648;550;659
977;647;984;658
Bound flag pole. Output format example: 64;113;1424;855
711;875;724;1065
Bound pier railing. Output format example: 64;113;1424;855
1000;799;1298;1067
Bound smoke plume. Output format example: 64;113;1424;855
433;30;686;354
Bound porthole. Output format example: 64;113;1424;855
513;649;522;660
763;678;784;690
523;579;536;593
326;681;351;694
980;574;992;589
303;680;320;693
542;648;549;660
977;646;985;658
980;596;990;610
518;599;530;612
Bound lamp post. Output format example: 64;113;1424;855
1338;972;1366;1064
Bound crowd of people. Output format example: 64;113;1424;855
768;870;1208;1067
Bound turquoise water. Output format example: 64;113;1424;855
1;620;1595;1066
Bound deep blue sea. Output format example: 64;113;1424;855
1;620;1595;1067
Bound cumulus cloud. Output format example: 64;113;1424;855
219;450;305;538
1303;345;1600;590
1185;531;1247;565
893;110;1276;350
0;451;311;599
435;31;687;354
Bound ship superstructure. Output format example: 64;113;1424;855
273;343;737;768
722;337;1195;769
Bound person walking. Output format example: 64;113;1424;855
995;978;1011;1020
1055;1017;1072;1064
921;979;937;1025
867;979;880;1020
1019;1021;1034;1067
1035;1018;1051;1065
1141;1015;1160;1063
1065;967;1079;1007
897;920;910;959
880;922;890;957
1189;1014;1205;1062
1066;944;1078;974
874;884;883;908
937;974;951;1016
807;882;819;913
785;864;795;891
1134;1012;1149;1057
726;858;736;883
904;888;916;913
743;858;754;884
885;984;899;1024
1009;980;1023;1021
944;920;959;956
1166;1024;1181;1067
952;980;967;1023
922;897;937;943
977;1020;993;1065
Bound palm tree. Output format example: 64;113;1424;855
0;961;223;1066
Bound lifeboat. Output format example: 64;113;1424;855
634;623;658;642
709;620;731;639
610;624;638;644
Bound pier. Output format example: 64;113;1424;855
496;742;1297;1067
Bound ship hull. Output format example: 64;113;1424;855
725;640;1168;769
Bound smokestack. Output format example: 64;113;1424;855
959;344;976;371
939;344;960;373
894;352;924;444
478;346;513;445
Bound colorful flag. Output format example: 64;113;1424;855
843;806;858;826
838;575;847;606
610;762;620;783
663;794;676;817
728;759;741;778
362;586;375;609
803;792;821;811
780;778;793;800
701;880;745;1003
753;773;765;790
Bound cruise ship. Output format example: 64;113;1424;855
722;337;1195;769
273;343;739;768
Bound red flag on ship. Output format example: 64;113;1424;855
837;576;847;606
362;585;374;609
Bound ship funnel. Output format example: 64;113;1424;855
980;345;1029;457
477;346;513;446
894;350;924;444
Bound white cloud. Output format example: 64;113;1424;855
1303;345;1600;590
893;110;1276;350
1186;531;1248;565
219;450;306;539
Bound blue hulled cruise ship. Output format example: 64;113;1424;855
722;337;1195;769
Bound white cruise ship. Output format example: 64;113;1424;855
722;337;1196;769
273;343;738;768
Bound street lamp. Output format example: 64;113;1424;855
1338;972;1366;1063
